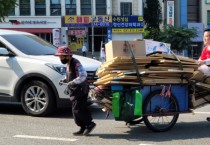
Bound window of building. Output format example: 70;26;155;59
96;0;106;15
9;8;15;16
19;0;31;16
35;0;46;16
65;0;76;15
208;11;210;26
81;0;91;15
120;2;132;16
187;0;200;22
50;0;61;16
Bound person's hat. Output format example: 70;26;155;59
54;46;73;56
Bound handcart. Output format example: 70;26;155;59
90;41;210;132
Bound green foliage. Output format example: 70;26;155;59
143;0;162;39
0;0;17;22
144;0;162;29
144;25;198;51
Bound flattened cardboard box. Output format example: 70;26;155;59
105;40;146;61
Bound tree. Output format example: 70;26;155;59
143;0;162;39
0;0;17;22
156;25;198;52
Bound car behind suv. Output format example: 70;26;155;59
0;29;101;116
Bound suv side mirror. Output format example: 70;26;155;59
0;47;15;57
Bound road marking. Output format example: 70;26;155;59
194;111;210;115
13;135;78;142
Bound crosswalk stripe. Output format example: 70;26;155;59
13;135;78;142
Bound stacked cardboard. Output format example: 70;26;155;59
94;53;198;86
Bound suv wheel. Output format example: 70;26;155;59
21;80;55;117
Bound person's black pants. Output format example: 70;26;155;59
82;52;86;57
71;93;92;128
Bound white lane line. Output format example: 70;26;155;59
13;135;78;142
194;111;210;115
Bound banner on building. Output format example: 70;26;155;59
52;28;61;47
167;1;174;26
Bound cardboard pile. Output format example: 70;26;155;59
94;52;198;86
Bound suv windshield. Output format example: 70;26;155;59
2;34;57;55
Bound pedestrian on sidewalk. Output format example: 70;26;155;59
100;46;106;62
82;44;87;57
54;46;96;136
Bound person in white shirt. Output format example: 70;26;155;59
100;47;106;62
82;44;87;57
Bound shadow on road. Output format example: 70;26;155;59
0;102;26;115
93;121;210;142
0;102;108;120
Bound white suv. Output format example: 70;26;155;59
0;29;101;116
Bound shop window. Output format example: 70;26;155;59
65;0;76;15
71;36;77;42
35;0;46;16
81;0;91;15
50;0;61;16
120;2;132;16
19;0;31;16
96;0;106;15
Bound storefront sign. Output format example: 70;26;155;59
111;16;144;33
167;1;174;26
64;15;112;27
9;20;48;25
112;28;144;33
112;16;144;28
69;30;86;37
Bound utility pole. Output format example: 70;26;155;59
91;0;94;58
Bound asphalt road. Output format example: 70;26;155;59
0;103;210;145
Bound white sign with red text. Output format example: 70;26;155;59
167;1;174;26
52;28;61;47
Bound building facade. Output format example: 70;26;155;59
0;0;144;53
161;0;205;59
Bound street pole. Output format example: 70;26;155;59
91;0;94;58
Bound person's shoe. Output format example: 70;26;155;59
73;127;85;136
207;117;210;121
83;122;96;136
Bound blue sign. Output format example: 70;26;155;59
107;27;112;42
112;16;144;28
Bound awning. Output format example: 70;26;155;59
1;28;53;33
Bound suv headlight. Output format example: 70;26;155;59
45;63;66;75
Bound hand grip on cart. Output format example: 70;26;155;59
59;80;69;95
59;80;68;86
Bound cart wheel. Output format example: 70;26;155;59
143;90;179;132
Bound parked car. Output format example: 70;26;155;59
0;29;101;116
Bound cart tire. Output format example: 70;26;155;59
143;90;179;132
